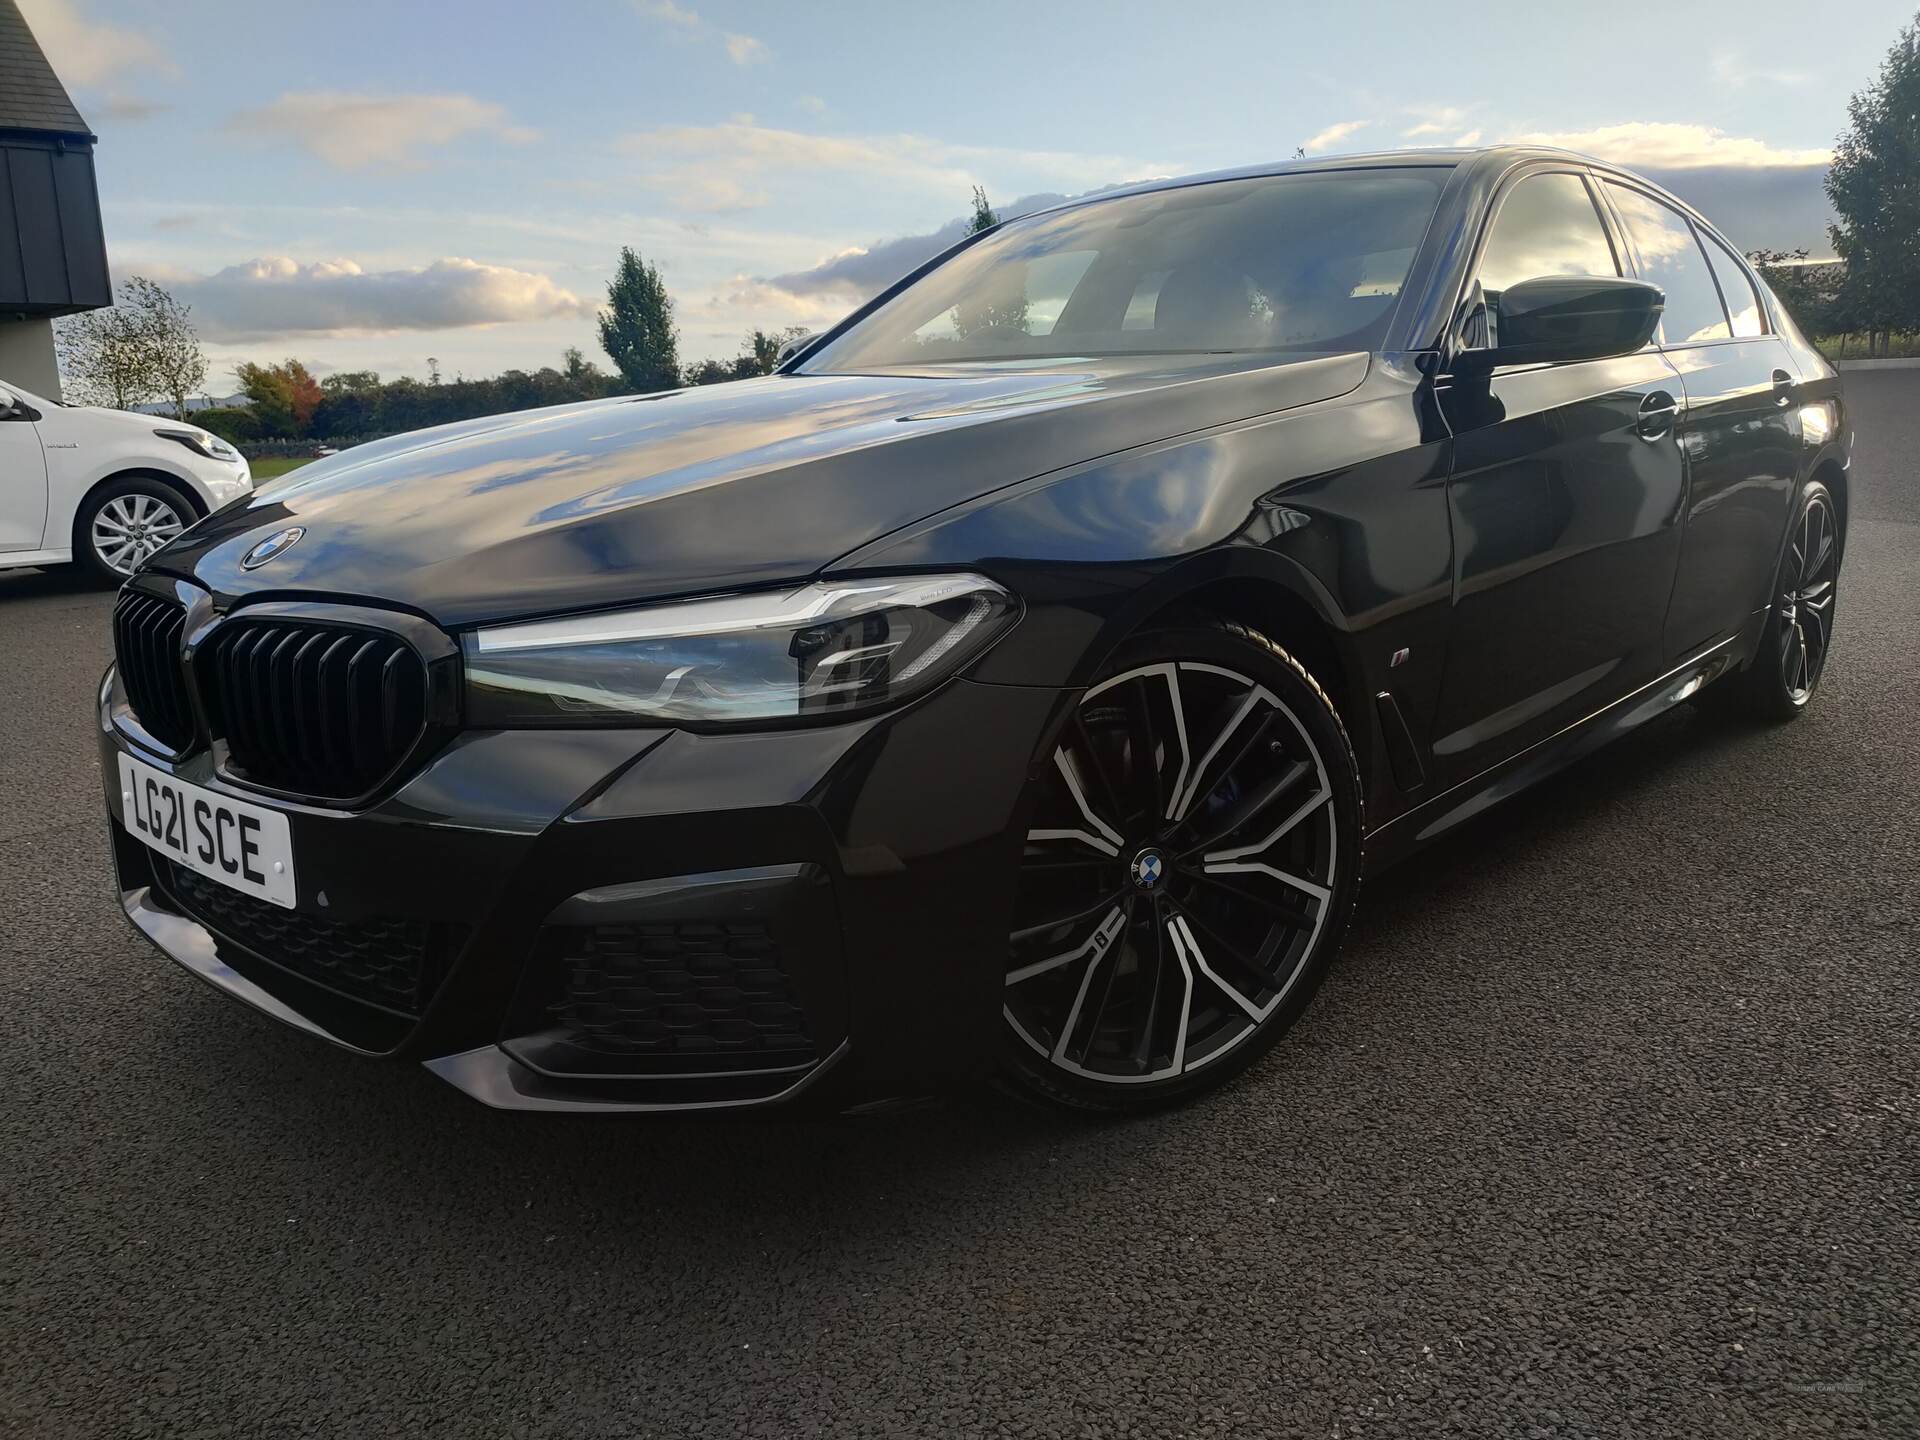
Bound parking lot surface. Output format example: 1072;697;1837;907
4;374;1916;1438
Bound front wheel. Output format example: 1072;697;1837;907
998;620;1363;1112
74;477;196;584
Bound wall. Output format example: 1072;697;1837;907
0;315;58;397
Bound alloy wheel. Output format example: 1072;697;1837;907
1778;491;1838;705
92;492;187;576
1006;657;1341;1087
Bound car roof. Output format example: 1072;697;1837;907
1012;145;1733;262
1030;145;1665;212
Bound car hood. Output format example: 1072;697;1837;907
156;352;1368;628
40;402;213;445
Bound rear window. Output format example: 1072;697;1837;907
804;169;1448;372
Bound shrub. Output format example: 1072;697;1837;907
195;406;262;443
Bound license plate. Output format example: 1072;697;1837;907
117;752;297;909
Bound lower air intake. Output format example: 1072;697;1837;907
152;857;466;1017
547;921;818;1063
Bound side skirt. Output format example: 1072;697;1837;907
1362;619;1761;875
0;546;73;570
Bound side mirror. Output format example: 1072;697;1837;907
1456;275;1664;373
0;390;19;420
776;333;818;366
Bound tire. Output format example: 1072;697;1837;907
1699;479;1840;723
997;618;1364;1112
73;476;197;585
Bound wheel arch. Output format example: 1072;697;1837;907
1070;550;1375;792
71;466;211;538
67;468;211;574
1811;455;1848;557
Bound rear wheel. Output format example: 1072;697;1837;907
75;476;195;584
1702;479;1840;722
998;620;1363;1112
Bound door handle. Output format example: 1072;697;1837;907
1637;390;1679;439
1772;369;1795;408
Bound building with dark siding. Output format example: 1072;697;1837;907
0;0;109;398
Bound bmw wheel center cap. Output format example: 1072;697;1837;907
1130;848;1166;890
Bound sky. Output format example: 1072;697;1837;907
24;0;1914;392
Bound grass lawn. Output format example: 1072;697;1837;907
249;456;315;481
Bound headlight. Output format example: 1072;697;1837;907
155;428;240;462
464;574;1019;726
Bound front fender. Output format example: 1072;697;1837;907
837;358;1451;689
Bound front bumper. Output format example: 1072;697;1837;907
99;673;1067;1112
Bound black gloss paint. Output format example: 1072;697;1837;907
100;148;1847;1112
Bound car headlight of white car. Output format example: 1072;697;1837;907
154;427;241;463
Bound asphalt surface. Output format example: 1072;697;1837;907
3;374;1917;1439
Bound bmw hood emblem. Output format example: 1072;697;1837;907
240;526;306;569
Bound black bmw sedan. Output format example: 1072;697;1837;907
98;147;1848;1114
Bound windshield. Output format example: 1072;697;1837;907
804;168;1447;373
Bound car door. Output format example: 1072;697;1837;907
0;385;50;552
1430;168;1688;786
1600;180;1804;661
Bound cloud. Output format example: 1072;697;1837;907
1644;165;1835;255
1510;122;1830;169
616;120;1167;214
724;32;771;65
226;91;538;171
632;0;701;27
146;256;592;342
796;95;828;115
1710;53;1814;90
16;0;175;87
93;95;169;123
1453;129;1483;146
1402;106;1473;139
632;0;771;67
760;188;1091;311
1302;120;1368;155
678;274;865;338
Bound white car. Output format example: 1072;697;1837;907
0;379;253;583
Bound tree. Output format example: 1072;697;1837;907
740;326;809;376
55;275;202;411
321;369;382;396
1827;18;1920;354
949;188;1027;341
54;275;206;413
598;246;680;392
747;328;785;374
313;370;382;439
54;306;155;409
683;358;733;386
236;359;324;437
968;185;999;235
560;346;611;399
118;278;207;418
1748;249;1850;337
